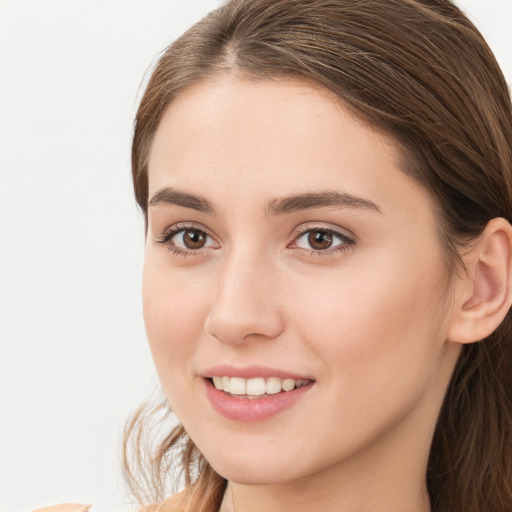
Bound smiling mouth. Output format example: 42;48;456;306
209;376;313;399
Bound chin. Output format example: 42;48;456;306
211;459;300;486
195;438;319;486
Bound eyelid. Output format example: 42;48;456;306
289;222;356;243
288;223;356;254
155;222;219;253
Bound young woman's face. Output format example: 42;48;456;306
143;76;460;486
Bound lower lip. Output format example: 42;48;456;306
204;379;314;422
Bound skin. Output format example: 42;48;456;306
143;76;464;512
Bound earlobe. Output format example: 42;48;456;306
447;217;512;344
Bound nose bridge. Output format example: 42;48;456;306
204;246;284;344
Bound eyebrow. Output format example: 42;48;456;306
148;187;381;216
266;191;381;215
149;187;214;213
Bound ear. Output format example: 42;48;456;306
447;217;512;344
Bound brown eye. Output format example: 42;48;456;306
293;227;353;254
182;229;207;249
307;230;333;250
157;225;219;255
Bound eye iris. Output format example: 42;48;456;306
308;230;333;250
183;229;206;249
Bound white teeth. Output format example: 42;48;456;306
266;377;282;395
210;376;311;396
229;377;246;395
246;377;266;395
212;376;223;390
222;376;231;393
282;378;295;391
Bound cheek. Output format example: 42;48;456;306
278;254;450;464
290;248;448;404
142;254;210;379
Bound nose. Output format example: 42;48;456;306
204;251;285;345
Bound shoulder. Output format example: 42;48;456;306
32;505;91;512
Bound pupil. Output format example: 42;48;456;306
184;230;206;249
308;230;332;250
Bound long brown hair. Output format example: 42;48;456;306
124;1;512;510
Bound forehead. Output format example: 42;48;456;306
147;75;431;222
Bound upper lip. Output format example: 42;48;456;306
202;364;314;381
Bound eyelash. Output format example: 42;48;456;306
156;223;355;257
156;223;216;256
290;226;355;256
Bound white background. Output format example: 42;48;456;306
0;1;511;511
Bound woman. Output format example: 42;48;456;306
126;0;512;511
41;0;512;511
124;0;512;510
